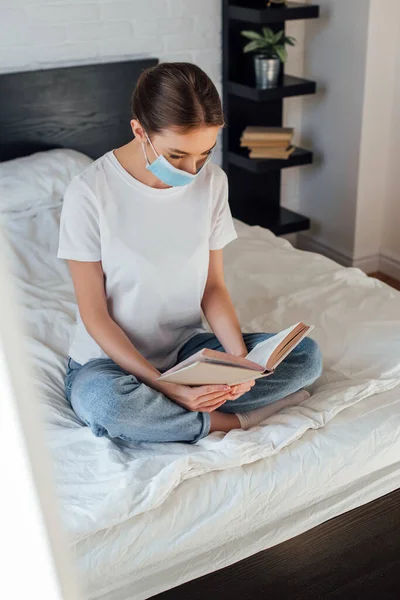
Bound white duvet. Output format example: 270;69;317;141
1;149;400;599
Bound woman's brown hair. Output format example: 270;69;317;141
131;62;225;136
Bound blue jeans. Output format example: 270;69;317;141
64;332;323;445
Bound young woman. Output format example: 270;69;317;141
58;62;322;445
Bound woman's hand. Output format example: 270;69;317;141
160;382;233;412
159;379;256;412
227;380;256;401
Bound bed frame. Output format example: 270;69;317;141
0;59;158;161
0;61;398;600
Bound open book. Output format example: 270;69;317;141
157;322;314;386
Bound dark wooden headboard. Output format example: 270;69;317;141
0;58;158;162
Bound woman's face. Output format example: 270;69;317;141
132;120;221;174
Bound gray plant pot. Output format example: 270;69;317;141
253;54;281;88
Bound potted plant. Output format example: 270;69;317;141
241;27;297;88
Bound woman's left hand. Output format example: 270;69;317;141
226;379;256;400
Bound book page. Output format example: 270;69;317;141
160;347;262;378
157;362;272;386
245;323;303;369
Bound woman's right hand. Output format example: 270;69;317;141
160;382;235;412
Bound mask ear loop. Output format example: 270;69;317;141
144;130;159;159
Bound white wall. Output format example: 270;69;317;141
296;0;371;261
379;14;400;279
0;0;220;78
281;17;308;223
295;0;400;277
352;0;400;273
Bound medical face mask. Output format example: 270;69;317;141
141;131;213;187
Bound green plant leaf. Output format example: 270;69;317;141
274;30;284;43
241;30;264;41
243;39;267;53
274;45;287;62
284;35;297;46
262;27;275;43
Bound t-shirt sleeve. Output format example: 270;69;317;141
209;171;238;250
57;176;101;262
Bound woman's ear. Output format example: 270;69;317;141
130;119;146;142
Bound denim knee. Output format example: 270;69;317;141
70;370;121;436
300;337;323;385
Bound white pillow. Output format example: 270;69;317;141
0;148;93;214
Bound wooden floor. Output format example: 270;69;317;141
152;488;400;599
369;272;400;291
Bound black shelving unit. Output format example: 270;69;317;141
222;1;320;235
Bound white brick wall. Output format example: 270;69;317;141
0;0;221;84
0;0;305;196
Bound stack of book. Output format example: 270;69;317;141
240;126;295;159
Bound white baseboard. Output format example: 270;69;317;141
296;233;354;267
351;254;381;274
295;233;395;275
379;250;400;281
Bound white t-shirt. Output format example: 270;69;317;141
57;150;238;372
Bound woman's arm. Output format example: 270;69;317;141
68;260;235;408
201;249;248;357
67;260;169;392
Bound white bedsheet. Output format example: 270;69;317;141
77;384;400;600
1;150;400;599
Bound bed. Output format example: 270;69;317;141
1;61;399;600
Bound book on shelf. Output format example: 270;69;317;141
240;139;291;148
156;322;314;386
241;126;294;141
249;145;296;159
240;126;295;159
